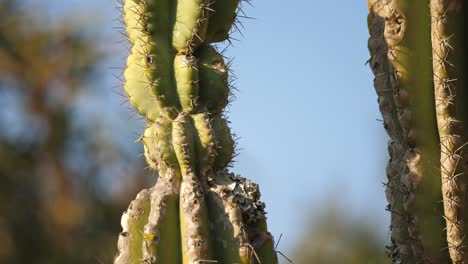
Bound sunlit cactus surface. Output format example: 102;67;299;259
368;0;468;263
114;0;278;263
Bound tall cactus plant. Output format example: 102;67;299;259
368;0;468;263
114;0;278;263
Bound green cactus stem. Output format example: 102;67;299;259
368;0;468;263
115;0;278;263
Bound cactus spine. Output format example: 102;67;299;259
368;0;468;263
115;0;278;263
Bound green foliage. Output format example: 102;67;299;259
115;0;278;263
293;208;389;264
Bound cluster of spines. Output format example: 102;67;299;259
369;0;468;263
120;0;243;120
115;0;277;263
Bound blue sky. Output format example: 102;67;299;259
46;0;390;254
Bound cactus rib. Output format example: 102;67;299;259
430;1;466;263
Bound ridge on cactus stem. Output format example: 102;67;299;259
114;0;278;263
368;0;468;263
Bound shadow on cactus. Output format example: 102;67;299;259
114;0;278;263
368;0;468;263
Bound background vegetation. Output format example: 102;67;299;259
0;0;388;263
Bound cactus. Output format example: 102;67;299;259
114;0;278;263
368;0;468;263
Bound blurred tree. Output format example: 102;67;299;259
0;0;151;263
292;206;390;264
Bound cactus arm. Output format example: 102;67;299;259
369;1;447;262
369;1;468;263
430;1;467;262
117;0;278;263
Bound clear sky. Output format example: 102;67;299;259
46;0;390;255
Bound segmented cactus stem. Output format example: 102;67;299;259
369;0;468;263
115;0;278;263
